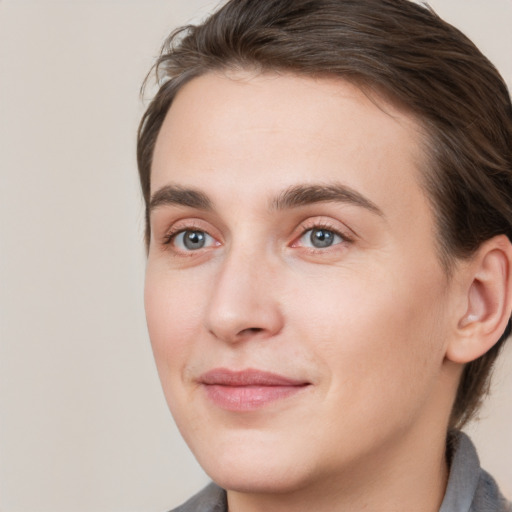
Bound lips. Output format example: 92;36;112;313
199;368;310;411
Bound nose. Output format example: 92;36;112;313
204;246;284;344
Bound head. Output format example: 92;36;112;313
138;0;512;495
139;0;512;430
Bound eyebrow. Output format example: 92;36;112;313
149;185;213;212
271;183;383;216
149;182;383;217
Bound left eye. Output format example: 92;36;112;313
173;230;216;251
298;228;344;249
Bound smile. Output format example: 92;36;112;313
199;368;311;411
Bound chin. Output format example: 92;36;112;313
182;426;318;494
203;457;313;495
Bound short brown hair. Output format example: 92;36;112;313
137;0;512;429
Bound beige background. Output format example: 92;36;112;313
0;1;511;511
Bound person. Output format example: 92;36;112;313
137;0;512;510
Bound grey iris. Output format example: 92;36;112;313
310;228;335;248
184;230;206;250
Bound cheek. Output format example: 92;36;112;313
290;262;449;410
144;267;204;379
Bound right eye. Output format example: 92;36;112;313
297;227;345;249
171;229;217;251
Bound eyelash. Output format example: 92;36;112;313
293;221;354;249
161;221;354;253
162;222;211;246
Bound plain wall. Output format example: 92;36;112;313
0;1;511;511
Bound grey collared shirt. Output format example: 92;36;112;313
171;432;511;512
440;432;511;512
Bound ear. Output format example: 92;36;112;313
446;235;512;364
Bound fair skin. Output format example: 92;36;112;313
145;71;512;512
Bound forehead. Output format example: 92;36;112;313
151;71;430;225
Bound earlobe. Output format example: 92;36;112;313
447;235;512;364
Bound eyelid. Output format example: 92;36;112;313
163;219;204;244
161;218;222;248
172;230;218;252
290;218;356;248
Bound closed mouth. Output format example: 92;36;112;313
198;368;311;411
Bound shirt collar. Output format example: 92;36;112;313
439;431;481;512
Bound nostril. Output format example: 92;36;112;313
240;327;264;335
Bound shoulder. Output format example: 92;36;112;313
440;431;511;512
169;483;227;512
471;468;512;512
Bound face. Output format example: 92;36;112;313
145;72;459;496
